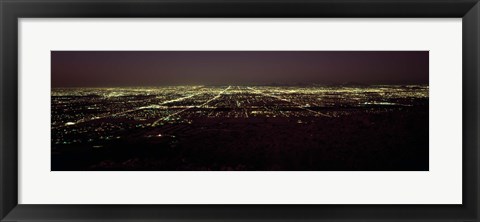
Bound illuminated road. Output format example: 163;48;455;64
151;86;231;126
53;87;206;129
246;87;332;118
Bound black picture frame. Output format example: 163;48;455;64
1;0;479;221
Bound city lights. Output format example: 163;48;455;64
51;85;428;146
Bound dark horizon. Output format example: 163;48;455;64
51;51;429;87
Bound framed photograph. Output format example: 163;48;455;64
1;0;479;221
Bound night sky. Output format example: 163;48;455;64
51;51;428;87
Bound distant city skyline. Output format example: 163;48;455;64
51;51;428;87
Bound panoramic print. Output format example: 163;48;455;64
51;51;429;171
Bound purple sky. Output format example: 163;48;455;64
51;51;428;87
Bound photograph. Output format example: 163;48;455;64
3;0;478;220
51;51;429;171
